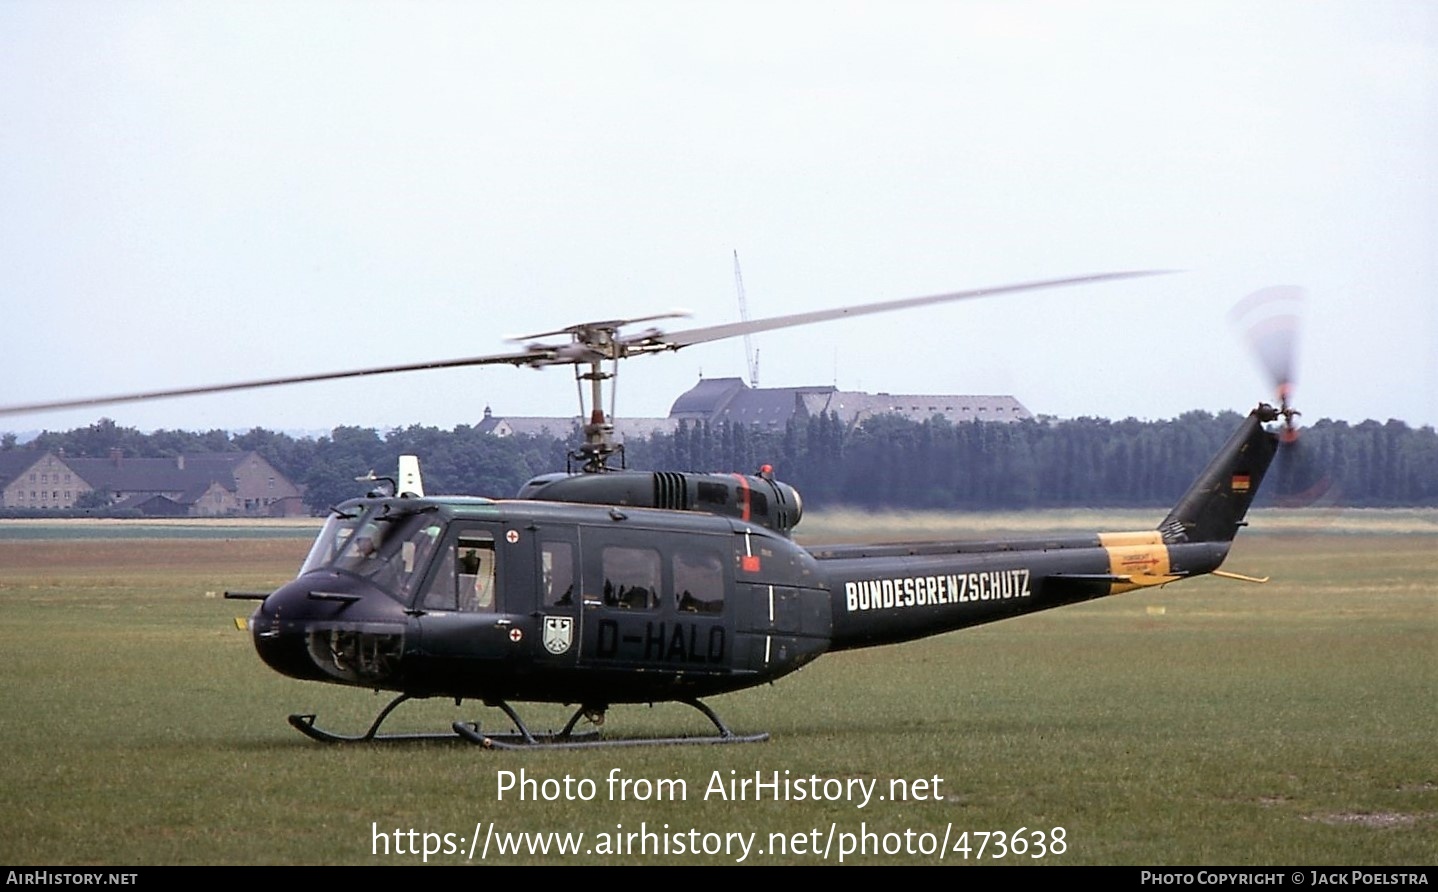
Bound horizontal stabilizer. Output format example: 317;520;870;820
1047;567;1187;598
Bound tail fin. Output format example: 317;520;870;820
1158;405;1281;544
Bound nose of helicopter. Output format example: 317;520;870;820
249;572;411;688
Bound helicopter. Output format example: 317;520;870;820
0;270;1300;748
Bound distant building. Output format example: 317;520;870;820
668;377;1032;429
475;380;1031;443
0;449;305;516
474;408;578;439
475;406;674;442
0;451;90;511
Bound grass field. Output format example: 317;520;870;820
0;511;1433;865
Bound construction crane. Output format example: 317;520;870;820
732;250;759;387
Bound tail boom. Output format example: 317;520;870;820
815;405;1283;651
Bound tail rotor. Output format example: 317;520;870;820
1229;285;1303;441
1229;286;1334;507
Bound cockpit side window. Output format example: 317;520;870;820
421;530;499;613
398;522;444;600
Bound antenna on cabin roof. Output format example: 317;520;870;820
733;251;759;388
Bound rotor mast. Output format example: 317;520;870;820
576;353;620;473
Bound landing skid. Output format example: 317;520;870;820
287;693;600;745
286;694;767;747
452;698;770;750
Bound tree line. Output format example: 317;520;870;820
6;410;1438;512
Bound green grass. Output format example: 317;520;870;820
0;515;1433;865
0;517;321;540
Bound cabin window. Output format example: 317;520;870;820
541;541;575;606
601;545;660;610
673;548;724;614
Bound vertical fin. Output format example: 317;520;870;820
1158;405;1280;544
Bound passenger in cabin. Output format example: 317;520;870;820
458;545;496;611
473;553;495;610
420;534;498;613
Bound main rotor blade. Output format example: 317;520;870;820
1;269;1173;419
0;349;547;417
620;270;1176;353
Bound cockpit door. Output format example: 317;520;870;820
414;526;523;667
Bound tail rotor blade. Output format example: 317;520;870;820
1229;285;1338;506
1268;434;1339;508
1230;285;1304;436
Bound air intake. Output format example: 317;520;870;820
652;472;690;510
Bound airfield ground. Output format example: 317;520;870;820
0;510;1433;865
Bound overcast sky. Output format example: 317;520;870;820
2;1;1434;438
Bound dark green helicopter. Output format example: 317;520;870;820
0;272;1301;748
